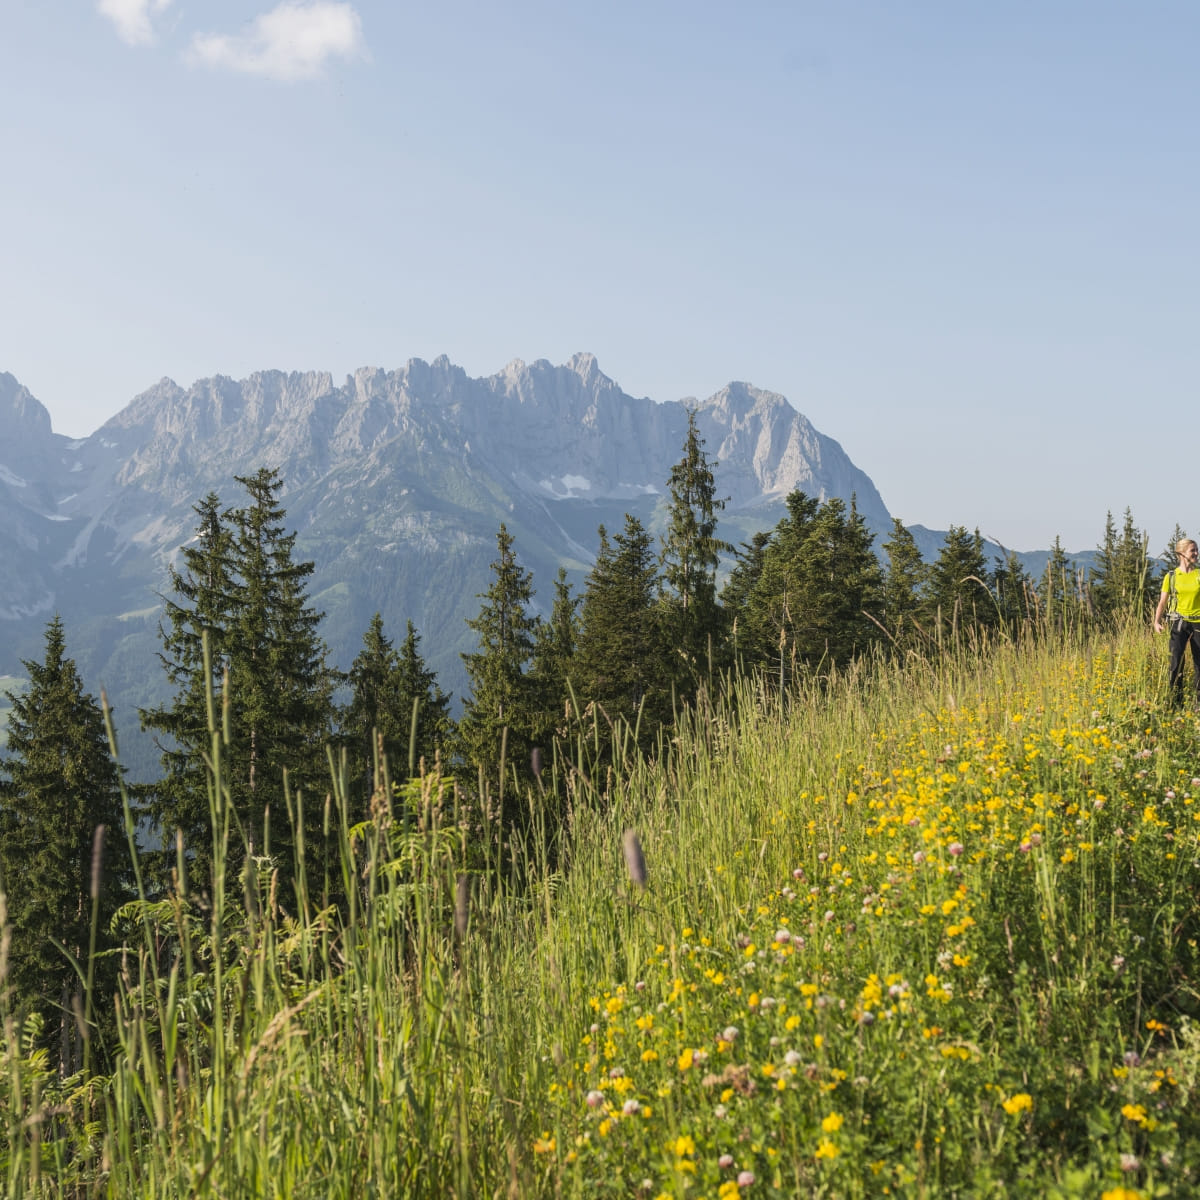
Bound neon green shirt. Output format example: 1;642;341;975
1163;569;1200;620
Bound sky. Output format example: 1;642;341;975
2;2;1198;554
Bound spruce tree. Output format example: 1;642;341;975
720;530;771;672
142;470;336;894
341;613;404;805
1038;536;1078;632
788;496;884;666
0;617;131;1074
737;492;883;681
738;490;821;679
881;518;929;650
993;548;1036;632
1091;508;1154;622
660;410;731;685
576;515;668;740
459;524;540;787
141;493;237;885
529;567;580;748
226;467;336;876
927;526;995;641
341;615;451;816
1090;511;1120;621
394;619;452;776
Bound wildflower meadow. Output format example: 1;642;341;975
4;621;1200;1197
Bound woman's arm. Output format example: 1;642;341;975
1153;588;1171;633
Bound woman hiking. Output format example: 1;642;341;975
1153;538;1200;705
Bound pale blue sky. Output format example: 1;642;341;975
2;2;1197;553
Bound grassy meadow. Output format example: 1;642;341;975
5;622;1200;1198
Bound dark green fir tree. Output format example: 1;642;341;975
660;410;731;687
529;567;580;749
575;515;669;741
881;518;930;650
458;524;540;790
141;492;237;888
394;619;453;776
993;548;1036;633
142;469;336;895
927;526;995;641
0;616;131;1075
341;614;453;812
1091;509;1154;623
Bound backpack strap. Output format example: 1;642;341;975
1168;569;1178;615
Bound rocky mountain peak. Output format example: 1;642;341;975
0;371;55;444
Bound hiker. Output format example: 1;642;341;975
1153;538;1200;704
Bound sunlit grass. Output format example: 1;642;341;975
5;624;1200;1197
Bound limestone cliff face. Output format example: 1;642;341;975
0;354;893;775
71;353;887;530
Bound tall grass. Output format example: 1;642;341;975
4;620;1200;1197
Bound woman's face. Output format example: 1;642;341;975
1180;542;1198;567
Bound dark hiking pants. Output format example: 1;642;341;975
1168;616;1200;704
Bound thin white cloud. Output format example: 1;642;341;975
187;2;366;82
97;0;173;47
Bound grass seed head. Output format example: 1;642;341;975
623;829;647;889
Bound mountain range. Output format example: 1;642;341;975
0;352;1028;776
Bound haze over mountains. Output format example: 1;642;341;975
0;352;1013;775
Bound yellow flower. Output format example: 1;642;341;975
814;1138;839;1159
532;1133;556;1154
677;1047;694;1071
641;1049;659;1063
1122;1103;1147;1123
1002;1093;1033;1115
821;1112;844;1133
671;1134;695;1158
